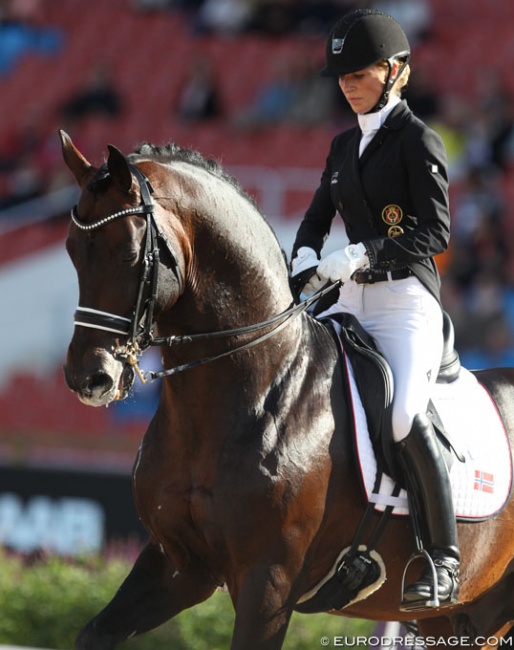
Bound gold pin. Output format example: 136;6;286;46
388;225;404;238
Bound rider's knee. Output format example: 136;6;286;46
391;409;414;443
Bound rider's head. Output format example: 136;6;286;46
321;9;411;113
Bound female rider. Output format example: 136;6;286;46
290;9;459;610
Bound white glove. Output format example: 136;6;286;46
291;247;318;276
291;247;324;298
317;243;369;283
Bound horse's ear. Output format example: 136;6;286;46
59;129;92;188
107;144;134;194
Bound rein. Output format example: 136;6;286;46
144;281;338;381
71;163;339;383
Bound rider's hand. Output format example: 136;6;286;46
291;247;322;299
301;272;325;298
316;243;369;283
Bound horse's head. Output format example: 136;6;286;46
60;131;185;406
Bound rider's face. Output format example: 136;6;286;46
338;62;397;114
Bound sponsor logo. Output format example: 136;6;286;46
0;493;104;555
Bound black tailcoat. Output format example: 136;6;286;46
292;100;450;302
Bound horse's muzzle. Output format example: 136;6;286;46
63;350;135;407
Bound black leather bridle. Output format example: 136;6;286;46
71;165;183;377
71;164;338;382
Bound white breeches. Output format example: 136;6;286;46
321;276;443;442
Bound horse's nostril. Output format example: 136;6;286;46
83;372;114;397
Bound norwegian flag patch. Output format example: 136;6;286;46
474;470;495;494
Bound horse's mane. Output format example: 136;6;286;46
88;141;287;267
130;142;260;212
130;142;289;271
87;142;259;214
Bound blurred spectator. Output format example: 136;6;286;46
429;95;468;180
287;53;337;125
458;310;514;370
176;57;223;122
60;61;123;122
446;167;506;290
132;0;203;10
0;108;43;172
0;108;47;208
131;0;173;10
233;58;296;128
370;0;432;46
234;52;341;129
1;152;44;207
293;1;346;36
0;111;87;209
194;0;254;35
473;68;514;172
404;66;440;122
0;0;63;76
247;0;297;36
247;0;360;37
452;168;504;247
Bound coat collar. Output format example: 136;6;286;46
357;100;411;166
382;99;411;131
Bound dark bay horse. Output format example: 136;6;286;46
60;130;514;649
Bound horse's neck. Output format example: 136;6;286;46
168;206;292;331
156;170;299;384
156;245;301;398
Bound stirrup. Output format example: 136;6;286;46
400;550;441;612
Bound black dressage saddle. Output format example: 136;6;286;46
321;311;462;483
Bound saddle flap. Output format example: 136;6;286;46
323;314;394;459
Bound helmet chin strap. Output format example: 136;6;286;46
366;57;408;114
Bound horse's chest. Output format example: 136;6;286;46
132;441;222;546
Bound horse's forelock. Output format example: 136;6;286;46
87;164;111;193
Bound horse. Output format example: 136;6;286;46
60;129;514;650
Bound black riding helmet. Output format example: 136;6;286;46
321;9;410;113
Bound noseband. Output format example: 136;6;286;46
71;165;184;370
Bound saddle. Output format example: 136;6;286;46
321;310;462;484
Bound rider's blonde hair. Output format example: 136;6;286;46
378;57;410;95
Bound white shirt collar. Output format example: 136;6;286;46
358;94;401;133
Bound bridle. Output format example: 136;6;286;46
71;164;184;379
71;163;338;383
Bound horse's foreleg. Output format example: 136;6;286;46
229;562;299;650
75;540;218;650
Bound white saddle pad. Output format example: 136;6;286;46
347;359;513;520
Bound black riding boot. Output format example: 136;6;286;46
396;413;460;609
